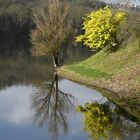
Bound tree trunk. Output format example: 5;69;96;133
53;52;59;68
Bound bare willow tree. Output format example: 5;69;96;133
31;0;71;68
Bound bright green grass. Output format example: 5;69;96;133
67;65;113;79
66;38;140;79
79;38;140;74
67;38;140;75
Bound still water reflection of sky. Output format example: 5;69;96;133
0;79;106;140
0;78;139;140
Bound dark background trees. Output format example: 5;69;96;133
0;0;106;57
0;0;105;39
0;0;139;59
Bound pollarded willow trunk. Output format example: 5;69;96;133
53;52;59;68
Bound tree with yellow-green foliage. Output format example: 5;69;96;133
76;6;125;52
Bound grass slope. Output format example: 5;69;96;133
59;38;140;119
68;38;140;77
64;38;140;93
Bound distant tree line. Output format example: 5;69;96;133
0;0;105;57
0;0;38;39
0;0;106;40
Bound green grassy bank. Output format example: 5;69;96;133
58;38;140;120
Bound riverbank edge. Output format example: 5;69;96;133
58;67;140;121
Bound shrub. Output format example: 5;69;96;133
76;6;125;52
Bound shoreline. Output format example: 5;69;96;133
58;67;140;121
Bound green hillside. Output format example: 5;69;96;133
62;37;140;92
59;38;140;119
59;11;140;96
57;9;140;119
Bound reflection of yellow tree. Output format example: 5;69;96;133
32;73;76;140
77;102;121;140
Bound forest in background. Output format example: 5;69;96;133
0;0;106;57
0;0;106;39
0;0;139;58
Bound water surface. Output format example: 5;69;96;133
0;73;139;140
0;41;139;140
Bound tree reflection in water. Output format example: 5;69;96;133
77;101;140;140
32;72;76;140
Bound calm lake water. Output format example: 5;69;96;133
0;68;139;140
0;41;139;140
